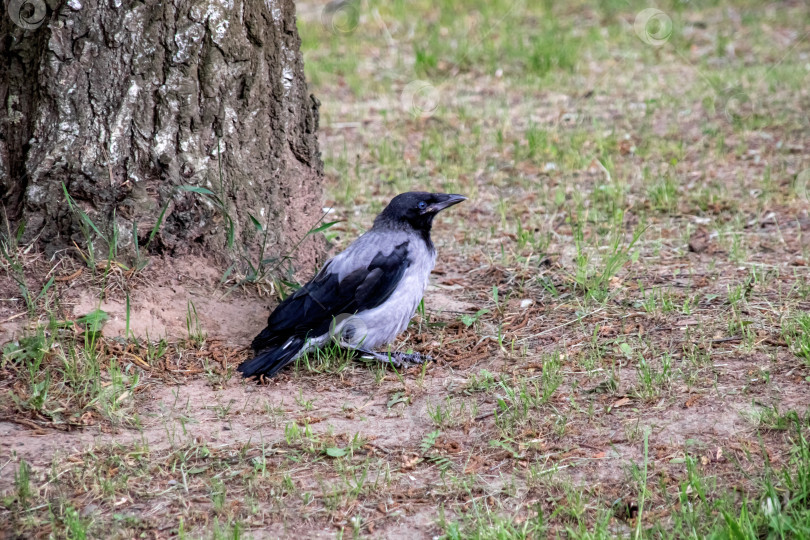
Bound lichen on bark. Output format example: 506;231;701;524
0;0;323;270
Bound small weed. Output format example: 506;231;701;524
295;390;315;411
426;397;477;429
494;353;562;432
571;214;644;302
459;309;490;328
14;460;32;506
647;176;679;213
296;341;355;375
185;300;206;347
462;370;497;394
783;312;810;366
634;352;673;401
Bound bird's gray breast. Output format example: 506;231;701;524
340;236;435;349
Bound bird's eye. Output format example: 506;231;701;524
417;201;427;210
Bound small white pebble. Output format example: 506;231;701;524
520;299;533;309
761;496;780;516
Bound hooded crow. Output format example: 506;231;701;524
238;192;466;379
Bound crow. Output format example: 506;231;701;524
238;192;466;379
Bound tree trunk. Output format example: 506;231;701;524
1;0;323;270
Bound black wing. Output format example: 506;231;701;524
251;240;410;351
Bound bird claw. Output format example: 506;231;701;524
356;349;433;368
388;351;433;367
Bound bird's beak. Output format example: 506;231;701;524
426;194;467;213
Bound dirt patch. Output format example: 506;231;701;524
1;254;271;347
68;263;268;347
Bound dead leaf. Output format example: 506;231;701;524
684;395;700;408
55;268;83;282
688;227;711;253
463;456;484;474
401;454;420;470
612;397;631;408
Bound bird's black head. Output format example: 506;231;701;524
373;192;466;243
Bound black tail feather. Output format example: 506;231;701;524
238;336;305;378
250;325;278;352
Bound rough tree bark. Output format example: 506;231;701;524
1;0;323;269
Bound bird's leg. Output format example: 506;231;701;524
353;348;433;368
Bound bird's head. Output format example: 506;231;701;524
374;192;467;232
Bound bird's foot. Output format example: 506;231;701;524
388;351;433;367
355;349;433;368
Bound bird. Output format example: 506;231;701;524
238;192;466;379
